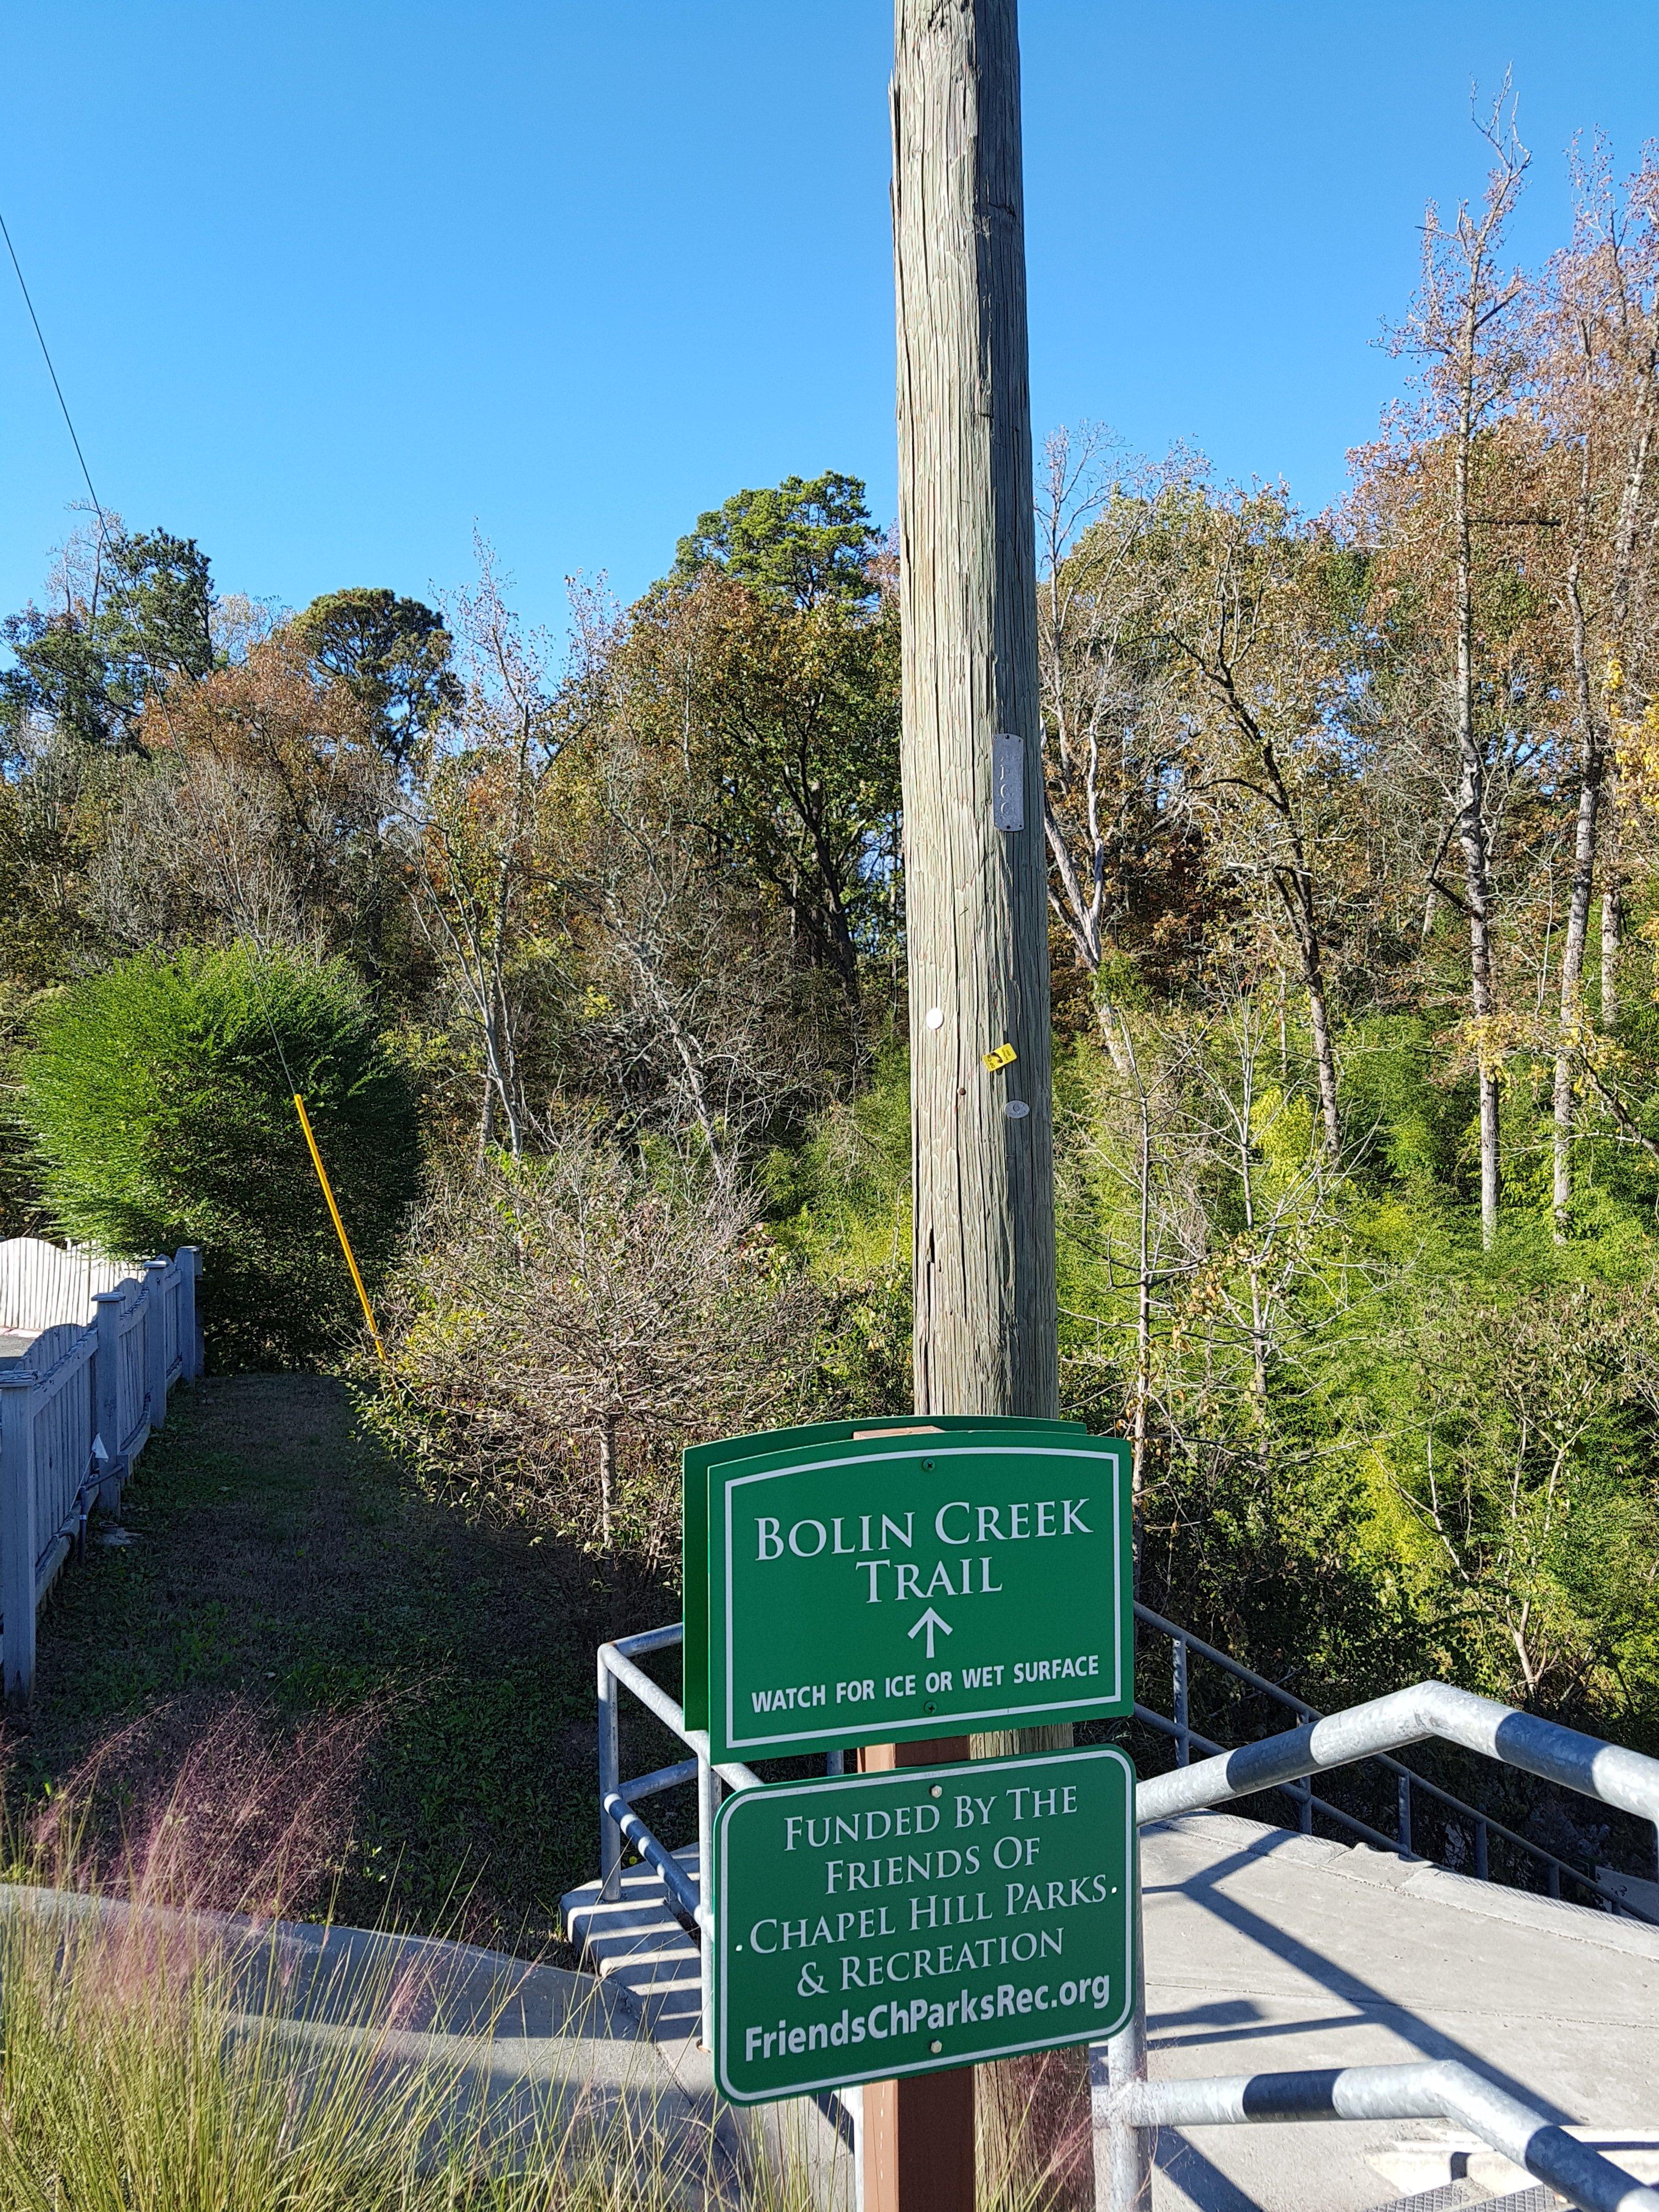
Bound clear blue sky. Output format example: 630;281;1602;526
4;3;1656;636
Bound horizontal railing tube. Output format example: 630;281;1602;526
1121;2061;1659;2212
1134;1703;1406;1857
1135;1600;1319;1717
596;1639;762;1794
601;1791;701;1927
1137;1682;1659;1837
619;1757;700;1805
611;1623;689;1660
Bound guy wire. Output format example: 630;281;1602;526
2;200;383;1360
1;206;110;549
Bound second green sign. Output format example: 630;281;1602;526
712;1745;1137;2102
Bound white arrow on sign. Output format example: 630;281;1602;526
907;1607;953;1661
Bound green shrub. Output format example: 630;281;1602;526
14;943;417;1368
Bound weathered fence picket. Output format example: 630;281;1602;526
0;1243;202;1702
0;1239;137;1331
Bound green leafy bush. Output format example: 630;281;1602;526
15;944;417;1367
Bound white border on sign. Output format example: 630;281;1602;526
719;1443;1127;1754
711;1744;1138;2104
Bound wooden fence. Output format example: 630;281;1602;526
0;1243;202;1702
0;1238;138;1331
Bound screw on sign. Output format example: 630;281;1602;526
702;1430;1132;1763
711;1747;1136;2103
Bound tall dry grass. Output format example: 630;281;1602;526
0;1699;1091;2209
0;1701;760;2210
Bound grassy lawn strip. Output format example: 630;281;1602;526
10;1373;686;1956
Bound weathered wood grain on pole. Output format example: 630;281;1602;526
881;2;1057;2202
894;0;1057;1426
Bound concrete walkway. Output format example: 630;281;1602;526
563;1814;1659;2212
0;1884;727;2197
1138;1812;1659;2212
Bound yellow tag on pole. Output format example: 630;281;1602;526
982;1042;1018;1071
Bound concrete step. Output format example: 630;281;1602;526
561;1847;855;2209
1364;2128;1659;2203
1363;2186;1556;2212
561;1848;704;2044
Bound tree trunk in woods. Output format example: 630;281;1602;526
1600;292;1657;1035
1278;858;1341;1156
887;0;1058;2199
1554;430;1606;1240
1452;328;1502;1248
1601;817;1622;1032
597;1414;616;1548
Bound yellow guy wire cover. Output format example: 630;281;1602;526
291;1092;386;1361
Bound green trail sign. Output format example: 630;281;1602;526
711;1746;1136;2103
703;1429;1131;1763
680;1417;1082;1735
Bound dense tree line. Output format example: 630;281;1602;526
4;138;1659;1790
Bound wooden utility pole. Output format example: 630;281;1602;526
894;0;1056;1429
866;3;1058;2206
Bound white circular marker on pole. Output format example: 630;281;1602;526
924;1006;944;1029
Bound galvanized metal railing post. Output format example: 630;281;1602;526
1095;1851;1151;2212
1172;1634;1190;1767
1397;1771;1412;1856
179;1246;203;1381
697;1748;718;2046
1475;1817;1489;1881
598;1647;622;1902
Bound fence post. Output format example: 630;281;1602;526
144;1259;168;1429
91;1289;126;1514
179;1248;202;1382
1397;1772;1413;1857
0;1372;38;1707
598;1650;622;1903
1173;1635;1190;1768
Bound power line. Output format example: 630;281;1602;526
0;206;109;540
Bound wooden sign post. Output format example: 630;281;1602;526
889;0;1054;2200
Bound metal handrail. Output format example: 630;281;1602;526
1137;1679;1659;1832
1133;1696;1650;1913
1103;1677;1659;2212
594;1622;775;2044
1104;2058;1659;2212
590;1610;1659;2212
1133;1601;1659;1913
